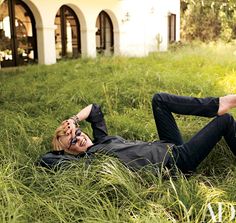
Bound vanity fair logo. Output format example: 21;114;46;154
206;202;236;222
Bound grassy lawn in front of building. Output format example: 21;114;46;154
1;41;236;222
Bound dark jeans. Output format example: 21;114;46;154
152;92;236;173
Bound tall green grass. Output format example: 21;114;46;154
1;42;236;222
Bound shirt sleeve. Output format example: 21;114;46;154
86;104;108;142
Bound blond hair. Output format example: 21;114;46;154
52;125;68;151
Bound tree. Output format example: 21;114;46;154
181;0;236;42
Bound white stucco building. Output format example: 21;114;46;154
0;0;180;67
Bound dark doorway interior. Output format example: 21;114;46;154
96;11;114;55
55;5;81;59
0;0;37;67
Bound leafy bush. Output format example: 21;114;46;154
181;0;236;42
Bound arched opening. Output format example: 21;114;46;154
0;0;37;67
54;5;81;59
96;11;114;55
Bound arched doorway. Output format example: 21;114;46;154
0;0;37;67
96;11;114;55
54;5;81;59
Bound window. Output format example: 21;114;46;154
96;11;114;55
55;6;81;59
0;0;37;67
168;13;176;43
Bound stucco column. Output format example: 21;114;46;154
117;25;132;56
80;28;96;58
161;13;168;51
36;25;56;65
113;29;121;55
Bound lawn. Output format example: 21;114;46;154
1;41;236;222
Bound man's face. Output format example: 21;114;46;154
59;129;93;154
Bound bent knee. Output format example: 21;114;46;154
218;113;234;122
217;113;235;129
152;92;167;105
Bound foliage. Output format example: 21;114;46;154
181;0;236;42
1;43;236;222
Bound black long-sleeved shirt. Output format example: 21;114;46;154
86;104;174;170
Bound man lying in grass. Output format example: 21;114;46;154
52;92;236;174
